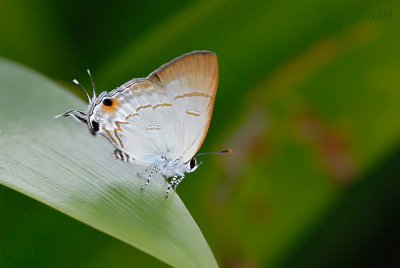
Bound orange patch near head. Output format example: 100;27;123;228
102;98;119;113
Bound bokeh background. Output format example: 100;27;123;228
1;0;400;267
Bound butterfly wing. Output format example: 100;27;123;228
92;51;218;165
147;50;218;162
92;79;184;165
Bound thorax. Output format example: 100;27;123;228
156;157;188;178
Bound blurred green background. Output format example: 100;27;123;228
1;0;400;267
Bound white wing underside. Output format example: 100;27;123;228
95;51;218;165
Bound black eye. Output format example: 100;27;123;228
190;158;196;170
91;121;99;132
103;98;113;106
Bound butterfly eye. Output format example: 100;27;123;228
103;98;113;106
190;158;197;170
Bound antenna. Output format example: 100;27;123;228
87;69;97;99
72;79;91;102
195;149;232;157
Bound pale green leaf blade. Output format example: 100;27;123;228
0;58;218;268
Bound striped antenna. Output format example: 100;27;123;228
195;149;232;157
87;69;97;99
72;79;91;102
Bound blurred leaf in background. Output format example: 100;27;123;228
1;0;400;267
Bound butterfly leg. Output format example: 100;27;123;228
173;175;185;192
165;175;178;198
112;149;131;163
141;166;157;190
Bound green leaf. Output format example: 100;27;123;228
0;57;218;268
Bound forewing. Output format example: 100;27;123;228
147;51;218;162
92;79;184;165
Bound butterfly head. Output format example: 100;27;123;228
55;69;106;136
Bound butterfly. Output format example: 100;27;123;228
57;51;230;197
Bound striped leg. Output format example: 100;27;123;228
112;149;132;163
141;166;156;190
165;175;178;198
173;175;185;191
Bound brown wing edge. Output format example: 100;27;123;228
147;50;219;158
147;50;217;82
194;59;218;157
